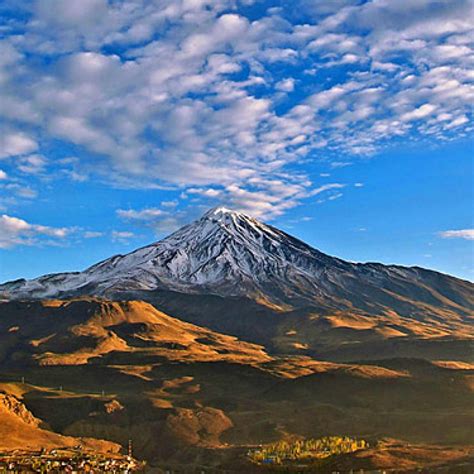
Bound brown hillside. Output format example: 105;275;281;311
0;298;270;366
0;392;119;453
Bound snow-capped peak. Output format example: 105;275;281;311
199;206;244;227
200;206;252;227
1;207;470;321
0;206;331;300
203;206;239;218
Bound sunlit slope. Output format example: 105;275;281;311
118;289;474;361
0;298;270;366
0;297;472;469
0;390;119;452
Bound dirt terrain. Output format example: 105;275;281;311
0;298;472;471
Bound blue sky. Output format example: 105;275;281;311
0;0;473;282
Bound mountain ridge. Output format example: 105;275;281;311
1;207;472;324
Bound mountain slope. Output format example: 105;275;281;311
0;391;119;452
1;207;472;324
0;298;270;367
0;306;473;468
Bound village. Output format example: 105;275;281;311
0;446;145;473
247;435;369;466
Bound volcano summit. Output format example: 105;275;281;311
1;207;472;321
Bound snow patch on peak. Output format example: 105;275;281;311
205;206;236;215
202;206;245;220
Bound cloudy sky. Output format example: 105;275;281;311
0;0;473;282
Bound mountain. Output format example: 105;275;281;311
1;208;473;470
1;207;473;317
0;298;269;367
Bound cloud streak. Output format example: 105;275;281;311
439;229;474;241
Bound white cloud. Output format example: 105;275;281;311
439;229;474;241
275;78;295;92
116;206;188;233
401;104;438;122
330;162;353;168
328;192;343;201
160;200;178;208
35;0;109;27
187;188;222;198
180;13;249;58
310;183;345;196
2;183;38;199
445;115;469;129
17;154;47;174
0;214;72;248
0;130;38;159
111;230;135;242
0;170;7;180
84;231;103;239
117;208;166;220
0;0;472;218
